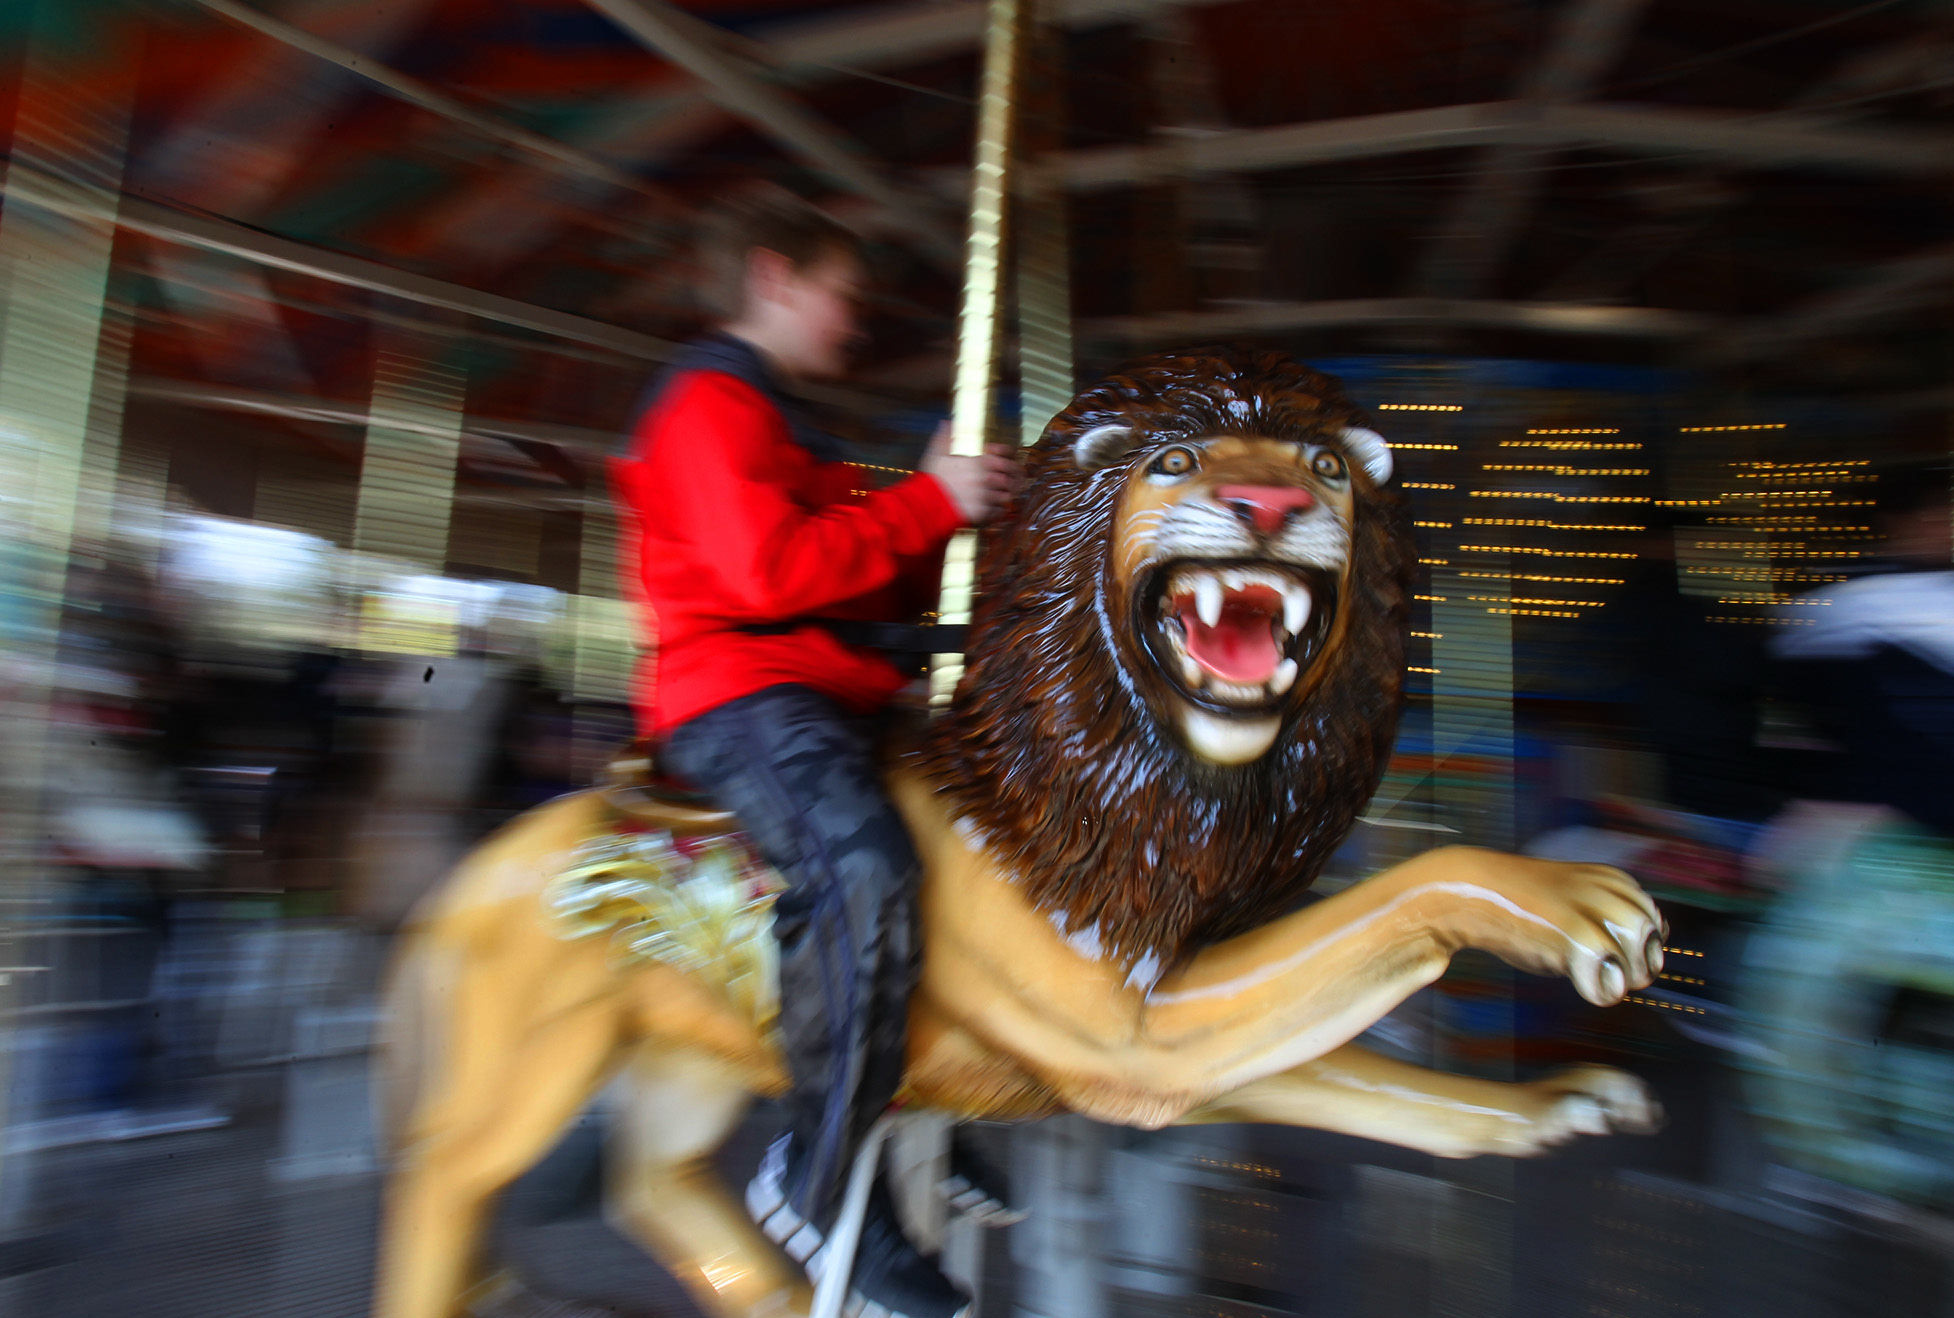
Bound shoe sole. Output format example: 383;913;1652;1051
747;1143;971;1318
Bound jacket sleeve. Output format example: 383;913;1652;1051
628;372;964;619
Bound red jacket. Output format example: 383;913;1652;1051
613;364;962;738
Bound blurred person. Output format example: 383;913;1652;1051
36;543;208;1123
1770;462;1954;836
345;619;554;930
152;513;346;889
609;186;1018;1317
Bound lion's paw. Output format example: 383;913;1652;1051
1502;1065;1662;1155
1462;856;1668;1007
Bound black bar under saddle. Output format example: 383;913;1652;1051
600;621;968;828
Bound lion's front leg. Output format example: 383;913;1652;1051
1135;846;1664;1107
1179;1043;1662;1159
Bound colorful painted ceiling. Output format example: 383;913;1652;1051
10;0;1954;497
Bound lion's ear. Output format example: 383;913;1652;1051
1340;427;1393;485
1072;423;1138;470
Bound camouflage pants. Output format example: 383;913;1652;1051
662;684;921;1219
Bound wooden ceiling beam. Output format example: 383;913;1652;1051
1704;240;1954;364
582;0;961;265
1058;100;1954;190
1084;297;1713;343
1410;0;1654;300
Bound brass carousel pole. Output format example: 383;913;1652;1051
1016;6;1074;446
929;0;1028;709
903;0;1060;1302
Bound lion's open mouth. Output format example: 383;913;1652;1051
1141;561;1336;712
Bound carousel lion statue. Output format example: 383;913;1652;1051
375;348;1665;1318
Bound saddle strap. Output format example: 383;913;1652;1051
737;619;970;655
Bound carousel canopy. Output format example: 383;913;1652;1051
9;0;1954;518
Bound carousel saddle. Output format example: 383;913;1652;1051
541;742;784;1026
597;740;740;832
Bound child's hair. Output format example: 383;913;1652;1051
695;185;863;322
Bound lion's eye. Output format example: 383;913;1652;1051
1149;446;1197;479
1311;449;1347;480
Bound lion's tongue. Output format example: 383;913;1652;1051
1179;596;1282;685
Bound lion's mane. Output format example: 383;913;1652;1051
914;347;1415;972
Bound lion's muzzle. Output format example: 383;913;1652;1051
1215;483;1317;537
1144;560;1336;715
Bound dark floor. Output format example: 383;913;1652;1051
2;1047;1951;1318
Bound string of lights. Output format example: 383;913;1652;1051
1483;465;1649;476
1461;545;1638;559
1459;571;1627;584
1735;459;1869;468
1463;517;1647;531
1499;439;1642;451
1468;595;1605;607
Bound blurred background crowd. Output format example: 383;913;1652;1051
4;0;1954;1315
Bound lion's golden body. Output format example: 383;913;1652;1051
376;351;1665;1318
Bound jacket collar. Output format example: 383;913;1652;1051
634;332;845;464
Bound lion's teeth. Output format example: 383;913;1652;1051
1179;651;1205;688
1282;583;1311;636
1269;657;1299;695
1194;576;1223;628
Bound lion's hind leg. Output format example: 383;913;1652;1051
1180;1043;1661;1159
609;1047;809;1318
375;987;624;1318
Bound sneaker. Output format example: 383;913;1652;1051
746;1135;971;1318
936;1129;1027;1227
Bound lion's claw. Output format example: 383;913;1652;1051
1529;863;1666;1007
1421;1063;1663;1159
1433;851;1666;1008
1549;1065;1662;1132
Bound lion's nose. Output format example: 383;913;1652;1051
1217;484;1315;536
